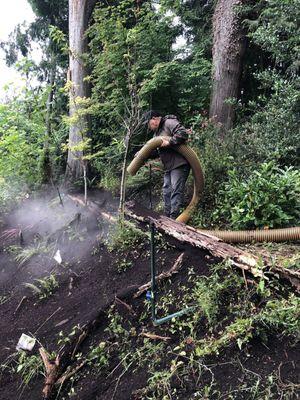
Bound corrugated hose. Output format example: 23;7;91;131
127;137;300;243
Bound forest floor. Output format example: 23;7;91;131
0;189;299;400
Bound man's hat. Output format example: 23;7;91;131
141;110;162;125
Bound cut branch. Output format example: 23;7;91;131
134;252;185;298
140;332;171;341
56;360;88;386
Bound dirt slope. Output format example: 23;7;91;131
0;190;299;400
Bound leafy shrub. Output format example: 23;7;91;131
192;262;244;327
24;274;59;300
15;351;44;386
258;294;300;337
247;0;300;73
232;74;300;168
0;90;45;209
87;342;108;371
214;162;300;229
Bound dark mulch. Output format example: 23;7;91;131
0;189;299;400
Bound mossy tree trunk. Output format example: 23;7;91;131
209;0;246;133
66;0;97;183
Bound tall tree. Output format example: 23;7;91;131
66;0;97;182
1;0;68;183
209;0;246;132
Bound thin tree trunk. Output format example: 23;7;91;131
119;133;131;217
209;0;246;133
41;58;56;184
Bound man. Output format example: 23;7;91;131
143;110;190;219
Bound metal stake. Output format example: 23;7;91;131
147;222;194;326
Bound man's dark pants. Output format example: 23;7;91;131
163;164;190;219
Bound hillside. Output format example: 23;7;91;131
0;189;299;400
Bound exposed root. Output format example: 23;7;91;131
56;360;88;386
39;347;60;399
115;296;136;315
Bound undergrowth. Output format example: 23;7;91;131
97;262;299;399
106;220;147;273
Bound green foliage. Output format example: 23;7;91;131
0;91;45;207
195;317;254;357
12;242;50;266
192;264;244;327
106;220;146;273
214;162;300;229
24;274;59;300
139;51;211;121
15;350;44;386
87;0;179;182
233;74;300;168
194;292;299;358
106;221;146;253
189;120;234;219
89;0;179;120
257;294;300;336
87;342;109;371
57;324;82;346
145;368;175;399
88;0;211;185
247;0;300;74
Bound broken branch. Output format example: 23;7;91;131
134;252;185;298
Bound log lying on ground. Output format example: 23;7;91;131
67;196;299;289
125;205;263;278
125;205;300;290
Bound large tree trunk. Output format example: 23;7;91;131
209;0;246;132
66;0;97;183
66;0;88;181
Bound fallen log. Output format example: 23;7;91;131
67;196;299;289
125;206;263;278
66;196;299;289
125;205;300;291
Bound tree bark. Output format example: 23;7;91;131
125;206;300;291
125;205;263;278
66;0;97;182
41;56;56;184
209;0;246;132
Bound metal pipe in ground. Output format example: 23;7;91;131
148;223;194;326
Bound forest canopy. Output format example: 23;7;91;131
0;0;299;229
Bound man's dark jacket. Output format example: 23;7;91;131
154;115;189;171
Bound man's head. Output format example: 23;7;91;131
142;110;162;131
